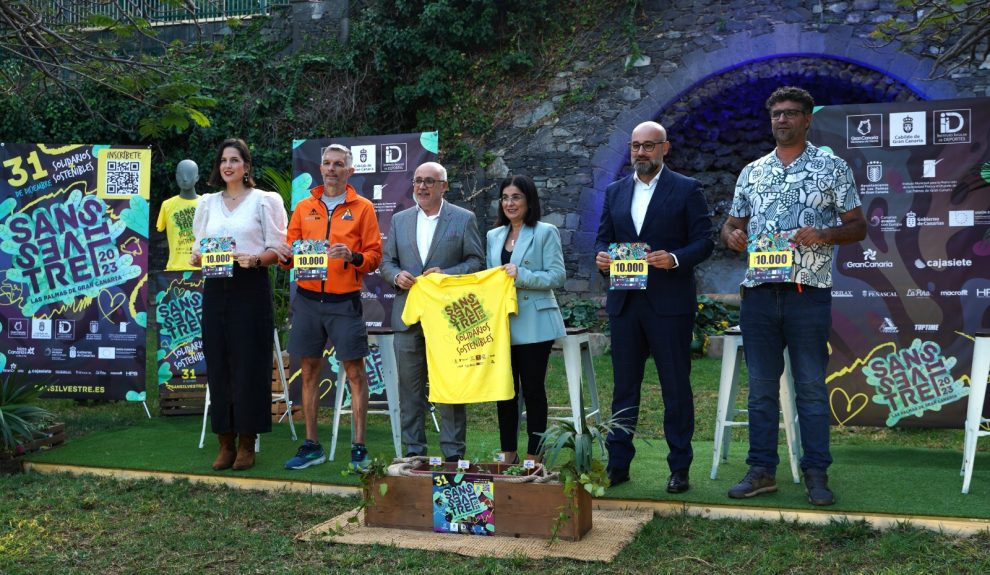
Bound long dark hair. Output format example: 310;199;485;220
208;137;256;188
495;174;541;228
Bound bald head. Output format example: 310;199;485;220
630;122;669;180
413;161;449;216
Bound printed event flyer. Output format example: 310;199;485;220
432;472;495;536
154;271;207;394
0;143;149;400
608;242;649;290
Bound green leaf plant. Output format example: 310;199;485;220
0;373;56;453
537;393;633;543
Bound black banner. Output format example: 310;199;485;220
808;97;990;427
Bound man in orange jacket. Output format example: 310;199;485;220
283;143;383;471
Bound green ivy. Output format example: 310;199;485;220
692;295;739;356
0;1;623;207
559;298;605;332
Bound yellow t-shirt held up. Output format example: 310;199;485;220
401;267;517;404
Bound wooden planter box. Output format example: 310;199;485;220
363;461;592;541
0;423;66;474
159;390;207;416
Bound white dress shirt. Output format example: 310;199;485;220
630;166;678;268
416;199;445;266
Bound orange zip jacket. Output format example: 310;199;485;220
285;184;383;294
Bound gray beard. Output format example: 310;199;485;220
635;160;659;177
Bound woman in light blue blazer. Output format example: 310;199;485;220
487;175;566;463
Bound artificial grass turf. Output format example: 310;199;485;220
26;414;990;520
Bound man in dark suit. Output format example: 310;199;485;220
380;161;484;461
595;121;714;493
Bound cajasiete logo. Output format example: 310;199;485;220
914;258;973;270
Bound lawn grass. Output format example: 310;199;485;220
3;354;989;574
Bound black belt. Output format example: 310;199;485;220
750;283;824;291
295;287;360;303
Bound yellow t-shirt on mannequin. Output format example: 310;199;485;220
157;196;200;271
402;267;517;403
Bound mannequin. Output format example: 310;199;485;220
158;159;202;271
176;159;199;200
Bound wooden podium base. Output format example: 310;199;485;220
363;462;592;541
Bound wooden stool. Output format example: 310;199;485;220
961;330;990;494
710;326;801;483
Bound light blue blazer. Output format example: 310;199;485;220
486;221;566;345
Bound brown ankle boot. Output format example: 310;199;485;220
232;434;256;470
212;433;236;470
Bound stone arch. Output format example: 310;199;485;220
580;25;963;293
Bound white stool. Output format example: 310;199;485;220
961;330;990;494
198;329;297;451
547;328;602;434
710;326;801;483
329;332;402;461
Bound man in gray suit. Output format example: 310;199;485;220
380;161;484;461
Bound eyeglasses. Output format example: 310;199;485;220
770;109;807;120
500;194;525;204
412;177;445;188
628;140;666;152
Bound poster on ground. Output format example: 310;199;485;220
432;472;495;536
0;143;150;400
154;271;207;395
809;97;990;427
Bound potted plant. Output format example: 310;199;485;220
537;401;632;541
692;294;739;357
360;426;612;541
0;374;58;473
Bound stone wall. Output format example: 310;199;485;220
464;0;989;300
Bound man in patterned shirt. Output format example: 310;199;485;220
721;86;866;506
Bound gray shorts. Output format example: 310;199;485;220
288;294;369;361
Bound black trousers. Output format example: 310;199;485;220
202;266;274;435
607;292;695;473
496;340;554;454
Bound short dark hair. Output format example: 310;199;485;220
495;174;541;228
765;86;814;114
208;137;256;188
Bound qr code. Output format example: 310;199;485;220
104;160;141;196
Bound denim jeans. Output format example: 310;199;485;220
740;284;833;472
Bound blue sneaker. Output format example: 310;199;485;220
284;439;326;470
350;443;369;471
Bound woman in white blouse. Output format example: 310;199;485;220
191;138;290;471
